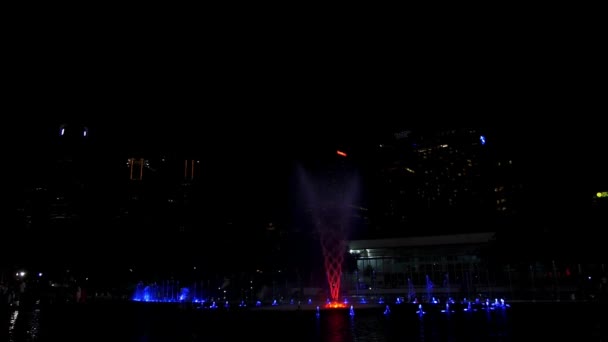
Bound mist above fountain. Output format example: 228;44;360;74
296;161;359;308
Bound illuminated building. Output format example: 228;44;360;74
127;158;145;181
366;128;518;237
43;123;94;225
184;159;199;181
345;232;496;300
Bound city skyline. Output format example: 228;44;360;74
7;123;606;244
2;22;606;339
4;122;606;280
12;122;607;194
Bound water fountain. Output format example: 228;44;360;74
444;273;450;299
132;280;206;303
425;275;433;303
416;304;426;315
318;208;348;307
132;282;187;302
297;162;359;309
383;305;391;315
441;302;454;314
463;301;475;312
407;278;415;302
179;288;190;301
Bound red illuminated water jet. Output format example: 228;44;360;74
296;160;360;310
319;224;347;307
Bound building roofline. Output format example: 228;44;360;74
349;232;496;250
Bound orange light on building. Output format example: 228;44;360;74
337;150;347;157
128;158;144;181
184;160;196;180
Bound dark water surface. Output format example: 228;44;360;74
2;301;606;341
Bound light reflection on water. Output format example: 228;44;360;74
27;309;41;340
8;310;19;342
6;308;40;342
2;302;605;341
349;315;384;342
318;310;386;342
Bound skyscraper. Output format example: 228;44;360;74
366;128;515;237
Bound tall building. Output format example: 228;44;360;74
127;158;145;181
10;122;112;269
183;159;200;181
365;128;518;237
31;122;95;227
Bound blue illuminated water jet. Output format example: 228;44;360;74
384;305;391;315
425;275;433;303
441;302;454;314
407;278;415;303
132;281;204;303
416;304;426;315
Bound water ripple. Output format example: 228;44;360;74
8;310;19;342
26;308;40;340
